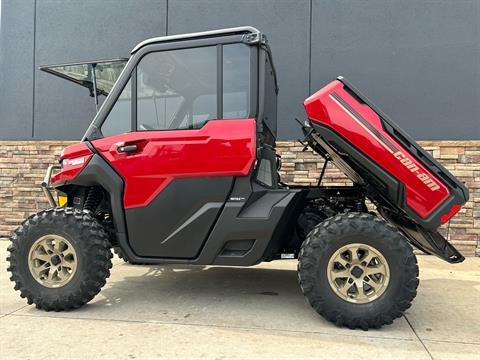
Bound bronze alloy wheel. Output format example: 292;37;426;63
8;208;112;311
326;243;390;304
298;213;418;329
28;234;78;288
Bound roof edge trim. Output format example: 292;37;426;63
131;26;260;54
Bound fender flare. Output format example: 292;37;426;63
55;154;130;250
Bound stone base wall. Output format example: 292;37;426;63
0;141;74;236
1;140;479;256
277;140;480;257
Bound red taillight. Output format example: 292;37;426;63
440;204;461;224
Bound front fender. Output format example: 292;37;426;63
57;154;127;238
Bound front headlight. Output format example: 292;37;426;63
62;156;86;167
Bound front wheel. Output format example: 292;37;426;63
298;212;419;329
7;207;112;311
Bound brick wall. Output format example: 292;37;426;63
276;140;480;257
0;141;75;236
1;140;479;256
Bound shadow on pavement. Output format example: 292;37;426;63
96;264;302;309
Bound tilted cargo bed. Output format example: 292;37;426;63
303;77;469;262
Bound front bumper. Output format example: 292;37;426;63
41;165;61;207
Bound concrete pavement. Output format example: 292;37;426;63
0;240;479;359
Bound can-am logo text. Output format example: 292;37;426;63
393;151;440;191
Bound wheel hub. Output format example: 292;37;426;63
350;265;364;279
28;234;78;288
50;254;61;266
326;243;390;304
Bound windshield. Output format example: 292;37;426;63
40;59;128;96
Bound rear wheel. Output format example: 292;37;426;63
7;207;112;311
298;212;418;329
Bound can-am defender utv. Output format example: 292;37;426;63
8;27;468;329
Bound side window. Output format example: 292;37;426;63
136;46;217;130
223;44;251;119
101;78;132;137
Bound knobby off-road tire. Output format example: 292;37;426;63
7;207;112;311
113;246;129;263
113;246;148;265
298;212;419;330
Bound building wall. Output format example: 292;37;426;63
1;140;479;256
1;0;479;141
0;2;478;256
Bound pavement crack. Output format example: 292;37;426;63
9;312;417;342
0;304;30;319
404;314;434;359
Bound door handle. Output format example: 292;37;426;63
117;144;138;153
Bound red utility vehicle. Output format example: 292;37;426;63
7;27;468;329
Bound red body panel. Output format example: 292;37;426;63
304;80;450;218
51;143;92;184
92;119;256;208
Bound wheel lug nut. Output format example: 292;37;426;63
361;261;367;266
364;276;369;282
348;278;354;284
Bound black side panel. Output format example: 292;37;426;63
125;177;232;258
196;177;299;266
254;145;279;189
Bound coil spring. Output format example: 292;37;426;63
83;187;102;212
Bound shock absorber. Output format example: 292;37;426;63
83;187;102;213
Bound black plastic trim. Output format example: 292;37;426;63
54;154;127;237
217;44;223;118
380;208;464;263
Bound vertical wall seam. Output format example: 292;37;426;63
308;0;313;95
166;0;169;35
31;0;37;138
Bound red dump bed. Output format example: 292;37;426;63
304;77;468;231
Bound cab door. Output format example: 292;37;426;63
91;43;256;258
